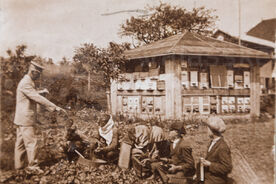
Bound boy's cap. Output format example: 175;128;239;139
206;116;226;133
170;122;186;135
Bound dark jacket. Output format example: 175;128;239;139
168;138;196;177
204;137;232;184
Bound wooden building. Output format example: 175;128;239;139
213;29;274;56
213;29;275;94
110;31;272;119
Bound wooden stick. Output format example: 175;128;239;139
74;149;85;158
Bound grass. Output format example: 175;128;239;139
226;119;274;184
186;118;274;184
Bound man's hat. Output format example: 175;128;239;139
30;58;44;72
206;116;226;133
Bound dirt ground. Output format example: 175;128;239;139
0;109;274;183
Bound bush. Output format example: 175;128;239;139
40;63;107;110
261;94;275;117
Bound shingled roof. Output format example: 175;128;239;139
247;18;276;42
124;31;271;60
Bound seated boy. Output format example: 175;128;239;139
148;122;170;160
126;123;162;178
63;119;87;162
150;122;196;184
126;124;150;161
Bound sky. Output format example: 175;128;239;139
0;0;275;62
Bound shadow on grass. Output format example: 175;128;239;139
0;139;15;171
39;157;61;169
0;140;63;171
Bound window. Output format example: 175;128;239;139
142;62;149;72
243;71;250;88
190;71;198;87
159;59;165;74
200;72;208;89
210;65;227;88
227;70;234;88
149;60;159;77
182;96;210;114
221;96;236;113
234;70;244;89
127;96;140;113
192;97;199;113
183;97;192;113
125;62;134;73
141;96;154;114
134;62;143;72
181;71;189;88
154;96;163;114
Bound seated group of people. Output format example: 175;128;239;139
64;114;233;184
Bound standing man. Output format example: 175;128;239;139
14;60;65;173
200;116;232;184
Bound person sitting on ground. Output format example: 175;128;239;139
198;116;232;184
127;123;150;161
63;119;87;162
90;114;119;162
142;122;169;163
150;122;196;184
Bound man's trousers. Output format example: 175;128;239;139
14;126;38;169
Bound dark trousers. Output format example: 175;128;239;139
90;140;118;162
195;162;235;184
94;150;119;161
151;162;193;184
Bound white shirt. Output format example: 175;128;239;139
208;137;221;152
172;138;181;149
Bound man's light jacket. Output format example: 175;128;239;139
14;75;57;126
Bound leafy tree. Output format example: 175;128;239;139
59;57;71;66
73;42;130;111
1;45;35;112
99;42;130;87
1;45;35;82
46;58;54;65
73;43;100;75
73;42;130;89
120;2;218;45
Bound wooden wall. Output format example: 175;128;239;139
165;57;182;119
110;56;269;119
250;64;261;117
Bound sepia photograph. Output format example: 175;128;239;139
0;0;275;183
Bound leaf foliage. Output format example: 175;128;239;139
120;3;218;46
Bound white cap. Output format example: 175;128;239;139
30;61;44;72
206;116;226;133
